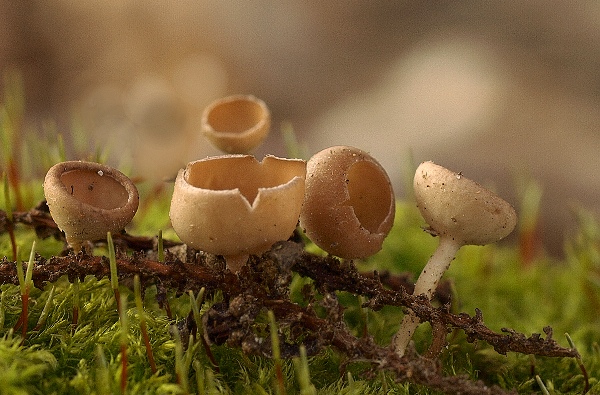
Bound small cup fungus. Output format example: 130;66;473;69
169;154;306;272
201;94;271;154
43;161;140;251
392;161;517;357
299;146;395;259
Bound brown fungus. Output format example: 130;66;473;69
43;161;139;251
169;154;306;272
392;161;517;357
201;94;271;154
299;146;395;259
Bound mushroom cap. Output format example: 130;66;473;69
169;154;306;256
299;146;395;259
413;161;517;246
43;161;139;247
201;94;271;154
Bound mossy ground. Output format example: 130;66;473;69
1;180;600;394
2;72;600;394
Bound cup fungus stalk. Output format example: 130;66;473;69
392;161;517;357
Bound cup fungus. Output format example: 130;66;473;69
43;161;140;251
392;161;517;357
201;94;271;154
169;154;306;272
299;146;395;259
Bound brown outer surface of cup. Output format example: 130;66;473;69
300;146;395;259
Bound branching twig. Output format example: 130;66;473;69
0;242;578;360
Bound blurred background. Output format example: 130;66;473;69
1;1;600;256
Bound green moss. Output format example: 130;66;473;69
3;193;600;393
2;76;600;393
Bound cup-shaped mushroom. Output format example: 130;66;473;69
299;146;395;259
43;161;139;250
201;95;271;154
169;155;306;271
414;161;517;246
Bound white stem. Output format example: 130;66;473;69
392;236;461;357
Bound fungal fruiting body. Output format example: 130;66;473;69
169;154;306;272
392;161;517;357
299;146;395;259
43;161;140;251
201;94;271;154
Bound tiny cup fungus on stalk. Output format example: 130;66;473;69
43;161;140;251
201;94;271;154
169;154;306;272
392;161;517;357
299;146;395;259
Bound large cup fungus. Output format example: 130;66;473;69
201;94;271;154
392;161;517;357
169;154;306;272
43;161;139;251
299;146;395;259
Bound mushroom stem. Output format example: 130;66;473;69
67;239;83;254
224;254;249;273
392;235;461;357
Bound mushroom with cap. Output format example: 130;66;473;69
299;146;395;259
169;154;306;272
43;161;140;252
201;94;271;154
392;161;517;357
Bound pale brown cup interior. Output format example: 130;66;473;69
60;169;129;210
345;160;394;233
206;98;266;134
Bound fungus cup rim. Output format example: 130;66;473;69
169;154;306;259
179;154;305;208
44;160;139;214
201;94;271;153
